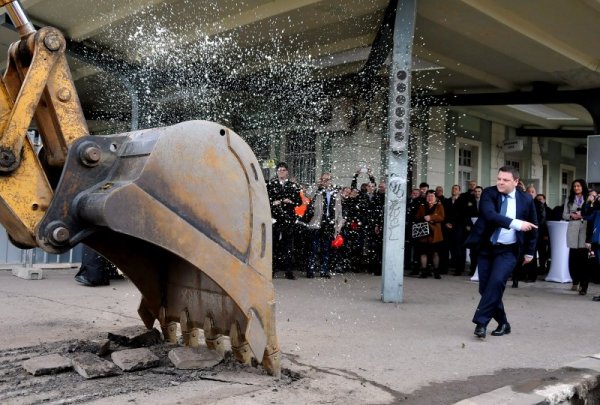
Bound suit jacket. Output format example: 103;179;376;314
464;186;538;256
562;199;587;248
305;188;344;235
267;178;302;226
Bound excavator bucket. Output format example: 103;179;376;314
35;120;280;376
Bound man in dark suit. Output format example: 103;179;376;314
267;162;302;280
466;185;483;275
465;166;538;339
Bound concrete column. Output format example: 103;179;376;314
381;0;416;303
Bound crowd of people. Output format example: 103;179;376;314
268;162;535;281
405;180;481;279
268;162;385;279
268;161;600;299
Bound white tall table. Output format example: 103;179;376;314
545;221;571;283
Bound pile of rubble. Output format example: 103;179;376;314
22;326;223;379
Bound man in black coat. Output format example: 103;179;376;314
360;182;384;273
443;184;470;275
534;193;553;275
447;181;478;274
267;162;302;280
466;186;483;275
465;166;538;339
406;188;423;273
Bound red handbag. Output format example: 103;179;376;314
331;234;344;248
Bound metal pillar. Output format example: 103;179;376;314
381;0;416;303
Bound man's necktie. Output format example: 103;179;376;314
491;194;508;244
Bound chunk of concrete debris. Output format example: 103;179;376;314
111;348;159;372
67;339;112;356
107;326;162;347
168;346;223;370
22;354;72;376
71;352;120;379
12;267;43;280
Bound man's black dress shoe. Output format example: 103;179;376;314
74;274;109;287
592;295;600;302
306;273;315;279
285;273;297;280
491;323;511;336
474;324;486;338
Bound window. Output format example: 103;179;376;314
286;132;316;185
458;170;471;192
459;148;472;167
560;167;574;204
458;144;478;191
504;160;520;172
561;173;569;203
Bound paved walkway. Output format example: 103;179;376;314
1;268;599;404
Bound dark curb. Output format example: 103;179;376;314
455;353;600;404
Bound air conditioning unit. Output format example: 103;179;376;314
587;135;600;183
502;139;524;153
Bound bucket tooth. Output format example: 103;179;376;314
256;301;281;376
163;322;178;343
203;317;225;355
230;322;252;365
159;306;178;343
261;345;281;378
189;328;201;348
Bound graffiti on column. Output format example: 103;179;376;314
387;172;406;240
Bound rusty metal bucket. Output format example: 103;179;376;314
36;121;280;376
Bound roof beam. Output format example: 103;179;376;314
418;87;600;132
306;33;374;60
419;88;600;107
515;128;591;138
177;0;384;49
200;0;326;38
414;45;516;91
67;0;173;41
236;33;373;76
461;0;600;72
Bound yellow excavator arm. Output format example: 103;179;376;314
0;0;280;376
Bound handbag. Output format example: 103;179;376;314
331;234;344;249
411;221;431;239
